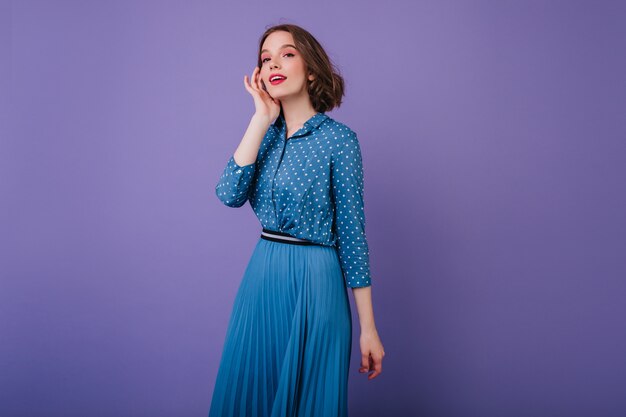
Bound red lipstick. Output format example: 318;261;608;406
269;73;287;85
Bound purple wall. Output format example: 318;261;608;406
2;1;626;416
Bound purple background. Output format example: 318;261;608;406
2;1;626;416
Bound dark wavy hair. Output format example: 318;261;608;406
257;24;345;113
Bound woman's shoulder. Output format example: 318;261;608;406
321;114;359;143
322;116;364;167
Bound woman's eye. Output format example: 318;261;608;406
261;53;294;64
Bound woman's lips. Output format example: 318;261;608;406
269;77;287;86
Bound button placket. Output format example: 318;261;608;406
269;121;310;232
271;128;288;231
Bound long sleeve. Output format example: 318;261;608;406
215;155;256;208
330;131;371;288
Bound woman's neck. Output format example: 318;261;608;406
280;98;317;136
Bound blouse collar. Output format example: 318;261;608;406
271;111;328;138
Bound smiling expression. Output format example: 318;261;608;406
259;31;314;99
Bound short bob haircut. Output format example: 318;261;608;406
257;24;345;113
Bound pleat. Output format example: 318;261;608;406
209;237;352;417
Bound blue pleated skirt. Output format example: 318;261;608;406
208;236;353;417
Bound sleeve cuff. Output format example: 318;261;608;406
230;155;256;170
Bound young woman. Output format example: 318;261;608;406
209;23;385;417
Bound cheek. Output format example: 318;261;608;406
287;60;306;75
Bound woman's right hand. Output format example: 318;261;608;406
244;66;281;123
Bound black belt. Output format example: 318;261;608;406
260;228;320;246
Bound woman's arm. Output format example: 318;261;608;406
233;113;272;166
330;131;371;288
329;130;385;378
214;114;271;208
353;286;385;380
215;67;280;208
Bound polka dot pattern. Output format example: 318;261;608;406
215;112;371;288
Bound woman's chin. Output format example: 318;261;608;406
268;90;286;100
268;90;300;102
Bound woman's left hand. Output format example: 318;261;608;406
359;328;385;380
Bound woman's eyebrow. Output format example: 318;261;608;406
261;44;297;54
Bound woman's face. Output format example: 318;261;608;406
260;31;313;101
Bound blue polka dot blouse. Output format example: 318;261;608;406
215;111;371;288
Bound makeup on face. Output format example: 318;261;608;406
260;43;297;61
260;46;297;70
269;73;287;85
